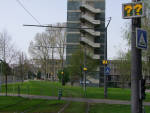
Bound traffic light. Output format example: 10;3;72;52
141;79;146;100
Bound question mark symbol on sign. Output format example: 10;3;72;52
134;4;142;15
125;5;132;16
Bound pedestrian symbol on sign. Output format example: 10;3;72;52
136;28;147;50
105;67;111;75
139;33;146;46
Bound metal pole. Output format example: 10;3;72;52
104;17;111;98
84;46;87;95
104;27;107;98
131;0;142;113
61;45;64;85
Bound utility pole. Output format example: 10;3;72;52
122;1;145;112
104;17;111;98
131;0;142;113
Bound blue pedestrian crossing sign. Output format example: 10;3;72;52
136;28;147;50
105;67;111;75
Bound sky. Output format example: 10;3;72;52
0;0;131;59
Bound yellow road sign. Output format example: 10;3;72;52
83;67;87;71
122;2;144;19
102;60;108;65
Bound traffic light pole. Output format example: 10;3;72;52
131;0;142;113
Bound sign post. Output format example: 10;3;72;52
122;0;146;113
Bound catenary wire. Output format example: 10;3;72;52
16;0;41;25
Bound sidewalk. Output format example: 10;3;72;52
1;93;150;106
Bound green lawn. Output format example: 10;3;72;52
89;103;150;113
63;102;87;113
0;96;150;113
1;80;150;101
0;96;66;113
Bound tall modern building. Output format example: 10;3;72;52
66;0;105;85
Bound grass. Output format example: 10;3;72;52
0;96;66;113
1;80;150;101
63;102;87;113
0;96;150;113
89;103;150;113
89;103;131;113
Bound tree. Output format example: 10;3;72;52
0;30;20;64
0;30;21;96
29;32;54;79
116;50;131;88
28;23;66;81
28;71;36;79
0;60;12;96
68;47;98;85
37;71;42;79
46;23;66;78
17;52;31;82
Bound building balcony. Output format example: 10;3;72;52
80;4;101;14
80;37;100;48
80;14;100;25
80;26;100;36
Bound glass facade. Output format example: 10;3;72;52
67;34;80;43
67;23;80;32
68;1;81;10
67;12;81;21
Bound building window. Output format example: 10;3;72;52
67;34;80;43
68;1;81;10
67;12;81;21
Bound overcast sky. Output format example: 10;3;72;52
0;0;131;59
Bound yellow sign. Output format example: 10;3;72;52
134;4;142;15
83;67;87;71
124;5;132;16
123;2;144;19
102;60;108;65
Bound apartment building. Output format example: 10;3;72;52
66;0;106;84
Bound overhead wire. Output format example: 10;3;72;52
23;17;112;30
16;0;41;25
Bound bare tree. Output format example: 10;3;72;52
0;30;20;64
46;23;66;79
29;32;55;80
28;23;66;81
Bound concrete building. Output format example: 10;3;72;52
66;0;106;85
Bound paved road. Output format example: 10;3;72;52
0;93;150;106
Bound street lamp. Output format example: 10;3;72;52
99;17;111;98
